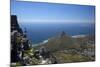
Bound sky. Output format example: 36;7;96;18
11;0;95;24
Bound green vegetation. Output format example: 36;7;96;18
53;52;92;63
35;32;95;64
40;34;80;52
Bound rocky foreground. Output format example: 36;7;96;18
11;15;57;66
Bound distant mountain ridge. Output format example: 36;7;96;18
37;31;81;52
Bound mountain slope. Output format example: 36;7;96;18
39;31;80;52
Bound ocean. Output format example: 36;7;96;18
19;22;95;44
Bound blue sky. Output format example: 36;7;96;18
11;0;95;24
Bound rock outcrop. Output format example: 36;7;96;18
11;15;23;33
11;15;30;63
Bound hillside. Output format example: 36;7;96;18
34;32;95;63
37;31;80;52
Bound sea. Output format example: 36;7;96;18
19;22;95;44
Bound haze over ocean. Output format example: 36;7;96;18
19;22;95;44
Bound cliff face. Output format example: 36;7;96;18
11;15;30;63
11;15;23;33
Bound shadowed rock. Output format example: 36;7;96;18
11;15;23;33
